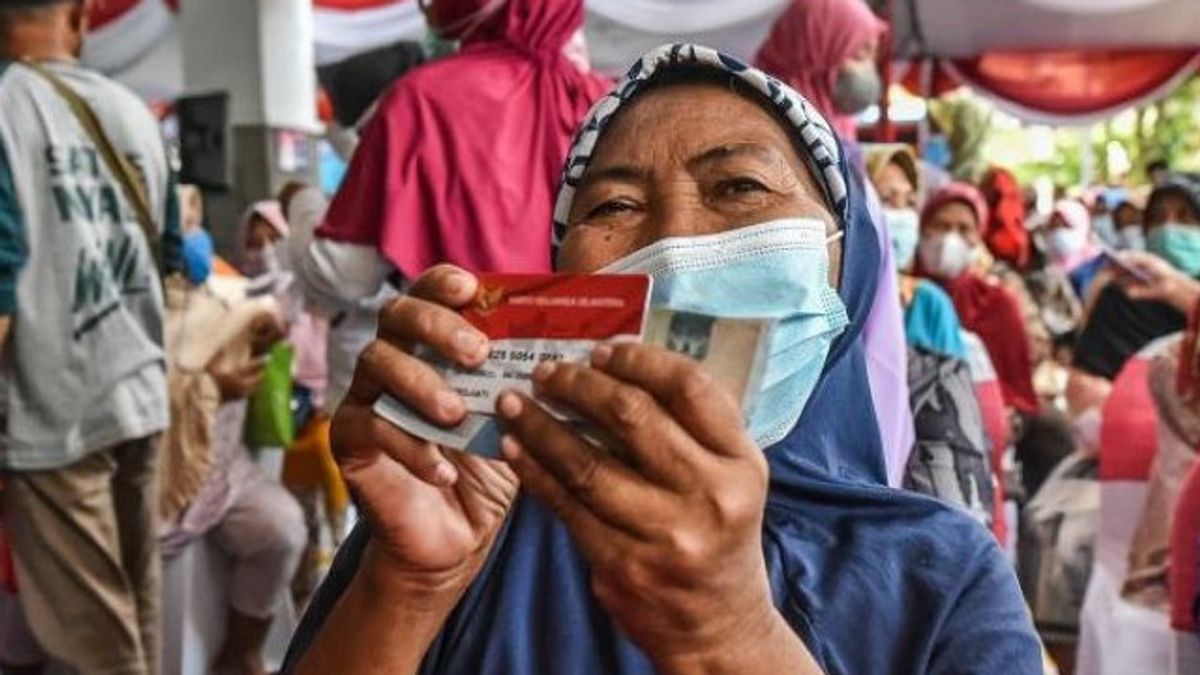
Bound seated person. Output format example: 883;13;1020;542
867;144;966;359
159;194;306;675
918;183;1039;416
1068;177;1200;413
285;44;1040;675
1041;199;1104;302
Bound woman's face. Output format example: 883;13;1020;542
876;160;915;210
246;215;282;251
1114;204;1142;230
1046;213;1072;233
1146;192;1200;230
559;82;840;284
921;201;980;246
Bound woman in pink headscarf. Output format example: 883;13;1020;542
1043;199;1106;300
314;0;611;283
754;0;886;141
757;0;916;486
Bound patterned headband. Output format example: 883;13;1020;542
551;43;850;248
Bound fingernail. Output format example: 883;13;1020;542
454;329;486;357
497;392;523;419
532;361;556;382
434;462;458;486
437;390;464;418
591;344;613;367
500;434;522;460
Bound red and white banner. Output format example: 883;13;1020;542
83;0;1200;124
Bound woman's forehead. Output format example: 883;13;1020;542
584;83;802;171
933;201;978;224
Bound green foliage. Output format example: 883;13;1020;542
1143;75;1200;175
947;74;1200;188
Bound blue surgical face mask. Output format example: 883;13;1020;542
885;208;920;270
603;219;849;448
182;228;214;285
1147;222;1200;277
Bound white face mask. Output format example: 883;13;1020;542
1119;225;1146;251
918;232;974;279
1046;227;1086;259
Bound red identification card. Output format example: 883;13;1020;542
444;274;652;414
463;274;652;339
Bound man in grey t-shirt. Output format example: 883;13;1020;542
0;1;181;672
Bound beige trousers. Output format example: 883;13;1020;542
3;437;161;675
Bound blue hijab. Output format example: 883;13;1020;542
906;280;968;360
284;45;1038;675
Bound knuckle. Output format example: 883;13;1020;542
562;452;602;497
409;304;440;340
707;481;764;529
675;367;715;408
610;556;649;593
356;340;388;376
377;296;408;327
665;529;708;572
607;387;653;430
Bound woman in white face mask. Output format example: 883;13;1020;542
288;46;1040;675
1040;199;1104;301
867;145;966;359
919;183;1041;417
1113;200;1146;252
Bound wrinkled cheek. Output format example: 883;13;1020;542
557;227;645;274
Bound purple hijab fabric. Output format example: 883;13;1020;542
861;169;915;487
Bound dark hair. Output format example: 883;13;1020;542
0;0;74;36
1147;158;1170;174
317;41;427;128
1146;176;1200;226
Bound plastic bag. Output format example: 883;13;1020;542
245;343;295;448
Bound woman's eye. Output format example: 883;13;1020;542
587;199;638;219
719;178;769;196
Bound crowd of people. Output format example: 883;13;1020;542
0;0;1198;673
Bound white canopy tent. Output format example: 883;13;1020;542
81;0;1200;124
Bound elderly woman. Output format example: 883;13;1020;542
285;46;1038;674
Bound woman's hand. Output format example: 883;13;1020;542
248;311;287;355
333;265;519;598
497;344;811;672
1115;250;1200;313
208;357;265;402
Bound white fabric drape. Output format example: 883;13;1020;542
82;0;1200;125
82;0;175;75
313;2;427;66
893;0;1200;58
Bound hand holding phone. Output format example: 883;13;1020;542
1097;242;1152;284
1111;249;1200;313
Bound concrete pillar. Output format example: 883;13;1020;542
178;0;321;254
